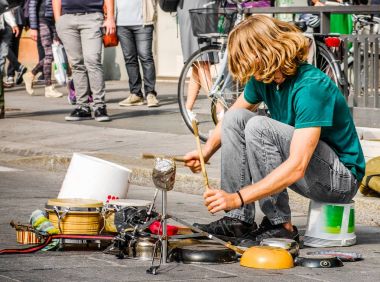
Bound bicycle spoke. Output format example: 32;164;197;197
178;45;243;141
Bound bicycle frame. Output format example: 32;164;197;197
207;4;244;105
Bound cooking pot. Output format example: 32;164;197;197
127;237;161;261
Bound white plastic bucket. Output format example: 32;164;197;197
304;200;356;247
58;153;131;203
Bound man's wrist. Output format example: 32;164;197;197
236;191;244;208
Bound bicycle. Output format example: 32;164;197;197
178;2;345;142
345;14;380;97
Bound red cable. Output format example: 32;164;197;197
0;234;114;255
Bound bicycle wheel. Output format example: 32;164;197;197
178;44;242;142
315;41;346;96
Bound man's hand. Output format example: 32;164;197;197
30;29;38;41
183;150;203;173
12;26;19;37
204;189;240;214
103;17;116;35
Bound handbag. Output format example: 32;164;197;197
102;4;119;48
52;42;68;85
158;0;181;13
103;31;119;48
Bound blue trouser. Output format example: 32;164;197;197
117;25;156;97
221;109;358;225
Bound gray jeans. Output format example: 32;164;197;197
56;13;105;109
222;109;358;225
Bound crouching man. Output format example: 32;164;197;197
183;15;365;247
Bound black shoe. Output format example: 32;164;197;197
237;216;299;248
94;106;111;122
65;107;92;121
193;216;255;238
15;65;27;85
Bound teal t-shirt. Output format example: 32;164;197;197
244;63;365;181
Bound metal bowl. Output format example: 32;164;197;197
260;238;299;258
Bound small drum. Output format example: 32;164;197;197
46;198;103;235
103;199;152;233
16;229;41;245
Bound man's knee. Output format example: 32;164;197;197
244;115;271;137
84;54;102;70
222;109;254;131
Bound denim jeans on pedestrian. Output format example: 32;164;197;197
56;13;106;110
117;25;156;97
7;25;22;77
0;26;11;109
221;109;358;225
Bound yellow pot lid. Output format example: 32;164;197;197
240;246;294;269
47;198;103;208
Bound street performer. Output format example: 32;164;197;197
183;15;365;247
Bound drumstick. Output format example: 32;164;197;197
192;120;210;190
142;153;186;163
142;153;210;164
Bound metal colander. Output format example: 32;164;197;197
152;158;176;191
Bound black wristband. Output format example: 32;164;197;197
236;191;244;208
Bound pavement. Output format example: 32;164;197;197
0;81;380;281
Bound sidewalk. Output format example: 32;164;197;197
0;81;380;226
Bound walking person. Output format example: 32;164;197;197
52;0;116;122
116;0;159;108
4;7;27;88
0;10;19;118
183;15;365;246
23;0;63;98
177;0;222;121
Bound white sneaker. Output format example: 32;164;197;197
23;72;34;95
45;85;63;98
119;94;144;106
147;93;159;107
186;109;198;122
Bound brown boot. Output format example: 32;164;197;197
0;106;5;119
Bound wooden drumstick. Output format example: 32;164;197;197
142;153;185;163
142;153;210;165
192;120;210;190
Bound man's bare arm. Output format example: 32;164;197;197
52;0;62;21
205;127;321;213
103;0;116;35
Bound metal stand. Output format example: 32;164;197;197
161;189;168;265
146;157;241;274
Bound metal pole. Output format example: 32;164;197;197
161;189;168;264
320;11;331;34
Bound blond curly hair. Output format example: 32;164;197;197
228;15;309;84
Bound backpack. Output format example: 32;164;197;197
359;156;380;197
158;0;181;13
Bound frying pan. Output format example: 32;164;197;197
169;242;238;264
295;255;344;268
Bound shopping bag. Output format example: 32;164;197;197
52;42;68;85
